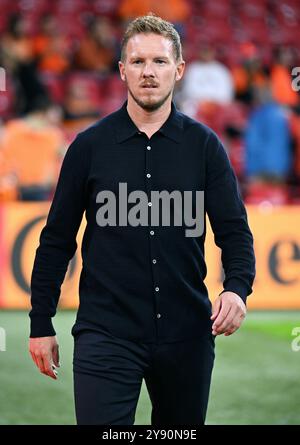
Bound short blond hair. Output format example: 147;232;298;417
120;12;183;63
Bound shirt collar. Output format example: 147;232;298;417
115;99;183;144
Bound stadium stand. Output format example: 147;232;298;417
0;0;299;203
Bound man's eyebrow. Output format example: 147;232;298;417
129;55;169;60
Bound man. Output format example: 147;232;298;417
29;14;255;425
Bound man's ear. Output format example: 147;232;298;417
119;61;126;82
175;61;185;81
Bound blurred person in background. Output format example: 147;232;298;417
270;46;299;107
0;96;65;201
178;45;234;118
0;13;33;72
62;75;102;134
32;13;71;75
288;104;300;201
0;13;49;115
28;13;255;425
244;83;293;205
231;42;269;105
0;119;18;201
245;84;292;183
73;16;118;75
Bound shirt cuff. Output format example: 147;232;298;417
29;315;56;338
219;278;251;304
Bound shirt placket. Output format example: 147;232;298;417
143;137;162;340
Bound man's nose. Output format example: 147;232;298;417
142;63;155;77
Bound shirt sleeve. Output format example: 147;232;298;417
205;131;256;304
29;133;90;337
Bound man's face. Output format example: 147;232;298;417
119;33;185;111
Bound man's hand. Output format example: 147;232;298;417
211;291;246;336
29;336;60;380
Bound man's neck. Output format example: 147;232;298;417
126;96;172;138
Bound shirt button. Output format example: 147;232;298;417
155;286;160;292
148;202;152;207
157;313;161;319
150;230;155;235
146;173;151;178
152;259;157;264
147;146;151;150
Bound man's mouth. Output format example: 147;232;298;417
141;85;158;88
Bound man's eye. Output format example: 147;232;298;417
133;60;142;64
156;60;165;64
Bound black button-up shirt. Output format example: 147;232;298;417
29;99;256;342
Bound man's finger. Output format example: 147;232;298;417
224;322;239;336
211;297;222;320
52;344;60;368
35;354;46;374
212;303;231;333
215;306;238;334
42;355;58;380
30;351;39;370
224;312;245;336
224;328;237;337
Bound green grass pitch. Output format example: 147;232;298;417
0;310;299;425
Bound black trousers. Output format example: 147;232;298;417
73;329;215;425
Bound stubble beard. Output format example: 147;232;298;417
126;77;174;112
